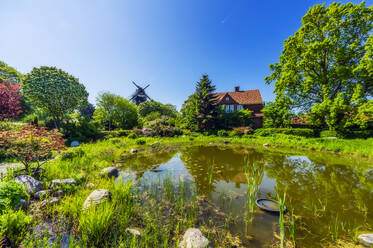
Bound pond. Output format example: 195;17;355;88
118;145;373;247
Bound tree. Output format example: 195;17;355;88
181;75;218;131
180;94;198;131
94;93;138;130
0;81;22;121
0;61;22;83
262;100;292;128
218;109;253;129
265;2;373;120
138;100;177;119
80;103;95;121
22;67;88;130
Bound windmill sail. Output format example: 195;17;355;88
130;81;151;105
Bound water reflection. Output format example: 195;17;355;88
118;145;373;247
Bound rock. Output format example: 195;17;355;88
126;227;142;236
41;197;60;208
70;140;80;147
15;199;27;210
263;143;270;147
50;178;77;188
35;190;50;200
53;190;65;197
83;189;111;210
223;140;230;144
130;148;138;154
15;175;45;194
86;183;95;189
151;142;160;148
358;233;373;247
179;228;209;248
100;167;119;178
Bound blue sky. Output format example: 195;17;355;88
0;0;371;109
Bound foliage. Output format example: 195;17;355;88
79;103;95;121
254;128;316;138
217;130;229;137
181;75;219;131
265;2;373;111
180;94;198;131
0;61;22;83
22;66;89;130
138;100;177;119
232;126;254;136
127;132;138;139
143;116;182;137
262;101;292;128
62;118;102;144
0;181;28;213
0;81;22;121
135;139;146;145
348;100;373;129
217;109;253;129
0;208;32;247
94;92;138;130
60;148;85;161
0;125;65;172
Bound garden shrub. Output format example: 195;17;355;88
232;126;254;136
217;130;229;137
0;125;65;174
62;120;102;144
254;128;316;138
0;208;32;247
0;181;28;213
127;133;138;139
143;116;182;137
320;129;373;139
320;130;338;138
135;139;146;145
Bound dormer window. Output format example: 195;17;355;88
225;97;229;101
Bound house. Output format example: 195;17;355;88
215;86;264;128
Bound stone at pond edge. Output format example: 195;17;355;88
358;233;373;247
100;167;119;178
130;148;138;154
50;179;77;188
40;197;60;208
83;189;111;210
179;228;209;248
263;143;270;147
14;175;45;194
126;227;142;236
35;190;50;200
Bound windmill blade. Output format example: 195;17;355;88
143;84;150;90
130;95;136;100
132;81;141;89
144;92;152;101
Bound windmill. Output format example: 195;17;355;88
130;81;151;105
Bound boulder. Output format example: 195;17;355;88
125;227;142;236
358;233;373;247
50;179;77;188
100;167;119;178
223;140;230;144
130;148;138;154
35;190;50;200
179;228;209;248
263;143;270;147
40;197;60;208
83;189;111;210
15;175;45;194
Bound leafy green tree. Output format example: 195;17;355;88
265;2;373;128
181;75;218;131
138;100;177;119
22;67;88;130
180;94;198;131
218;109;253;129
94;92;138;130
0;61;22;83
262;100;292;128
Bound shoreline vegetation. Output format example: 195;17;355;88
0;135;371;247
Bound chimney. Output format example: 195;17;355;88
234;86;240;92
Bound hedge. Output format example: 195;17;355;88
254;128;317;138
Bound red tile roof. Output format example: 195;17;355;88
215;89;263;105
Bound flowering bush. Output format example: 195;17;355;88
0;125;65;173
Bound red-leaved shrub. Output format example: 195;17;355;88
0;81;22;121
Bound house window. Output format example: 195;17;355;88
225;105;229;112
237;105;243;111
225;97;229;101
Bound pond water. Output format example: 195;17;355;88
118;145;373;247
